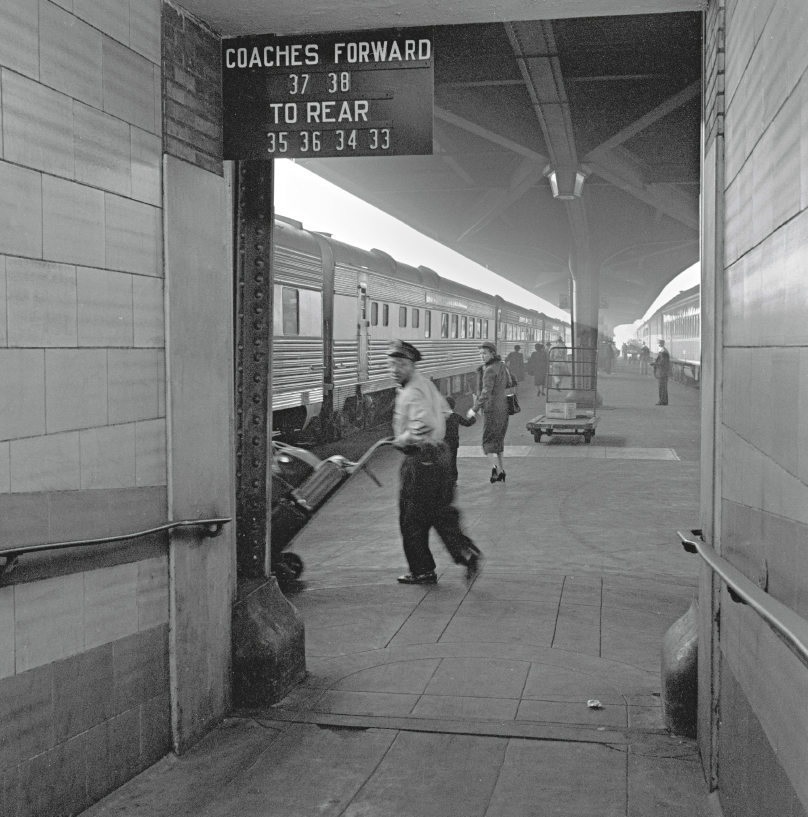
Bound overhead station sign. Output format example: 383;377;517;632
222;27;434;159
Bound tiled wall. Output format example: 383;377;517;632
0;0;172;813
0;555;171;815
0;0;167;546
719;0;808;813
0;0;167;544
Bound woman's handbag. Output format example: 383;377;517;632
502;363;520;415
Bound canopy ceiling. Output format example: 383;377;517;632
184;1;703;326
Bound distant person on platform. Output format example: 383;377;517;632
651;339;671;405
444;396;476;486
639;343;651;375
621;342;628;361
549;337;570;390
602;340;615;374
505;345;526;389
388;340;483;586
527;342;549;396
471;341;511;483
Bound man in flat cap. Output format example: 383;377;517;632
388;340;483;585
652;339;671;405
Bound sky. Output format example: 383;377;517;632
274;159;571;321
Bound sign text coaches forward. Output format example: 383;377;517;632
225;37;432;68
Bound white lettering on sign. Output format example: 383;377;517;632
268;101;371;125
268;103;300;124
332;39;431;64
225;44;320;68
305;100;369;123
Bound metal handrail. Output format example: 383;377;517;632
0;517;231;577
678;529;808;667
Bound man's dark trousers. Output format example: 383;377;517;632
658;377;669;405
399;442;478;575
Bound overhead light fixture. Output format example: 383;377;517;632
544;166;588;200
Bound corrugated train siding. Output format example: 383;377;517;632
369;274;424;305
273;337;324;410
275;247;323;288
363;339;479;390
334;265;358;296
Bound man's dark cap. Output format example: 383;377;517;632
388;340;421;362
479;340;497;353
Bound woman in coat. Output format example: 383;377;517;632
527;343;549;396
470;341;510;483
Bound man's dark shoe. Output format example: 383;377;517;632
397;571;437;585
465;553;484;584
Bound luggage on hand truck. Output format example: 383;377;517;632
526;346;600;444
270;437;393;585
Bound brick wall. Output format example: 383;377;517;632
162;1;223;175
703;0;724;152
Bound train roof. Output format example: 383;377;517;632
657;284;700;314
275;214;567;323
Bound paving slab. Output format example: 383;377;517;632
551;602;602;655
199;724;398;817
330;658;441;694
521;661;625;705
423;656;531;699
341;732;508;817
515;697;627;729
484;740;626;817
313;689;420;717
409;694;520;722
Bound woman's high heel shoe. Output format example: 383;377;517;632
496;471;506;483
490;467;498;483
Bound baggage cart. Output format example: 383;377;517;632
270;437;393;584
526;346;600;443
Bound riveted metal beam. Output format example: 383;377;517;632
234;161;274;582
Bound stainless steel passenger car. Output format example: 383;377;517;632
636;285;701;386
272;216;571;439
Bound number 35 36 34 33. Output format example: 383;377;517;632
266;128;391;154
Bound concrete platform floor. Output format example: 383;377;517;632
84;362;712;817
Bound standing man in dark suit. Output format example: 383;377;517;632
652;339;671;405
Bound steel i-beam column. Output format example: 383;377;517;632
231;160;305;708
569;249;600;350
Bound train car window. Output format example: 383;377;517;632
399;306;407;327
371;301;378;326
484;319;489;338
412;308;420;329
460;316;467;338
441;313;449;338
298;288;323;336
478;318;484;338
469;318;475;339
425;310;431;337
282;287;299;335
383;303;389;326
451;314;458;338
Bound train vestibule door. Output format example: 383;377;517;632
357;276;370;383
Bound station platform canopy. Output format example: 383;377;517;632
187;0;704;326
